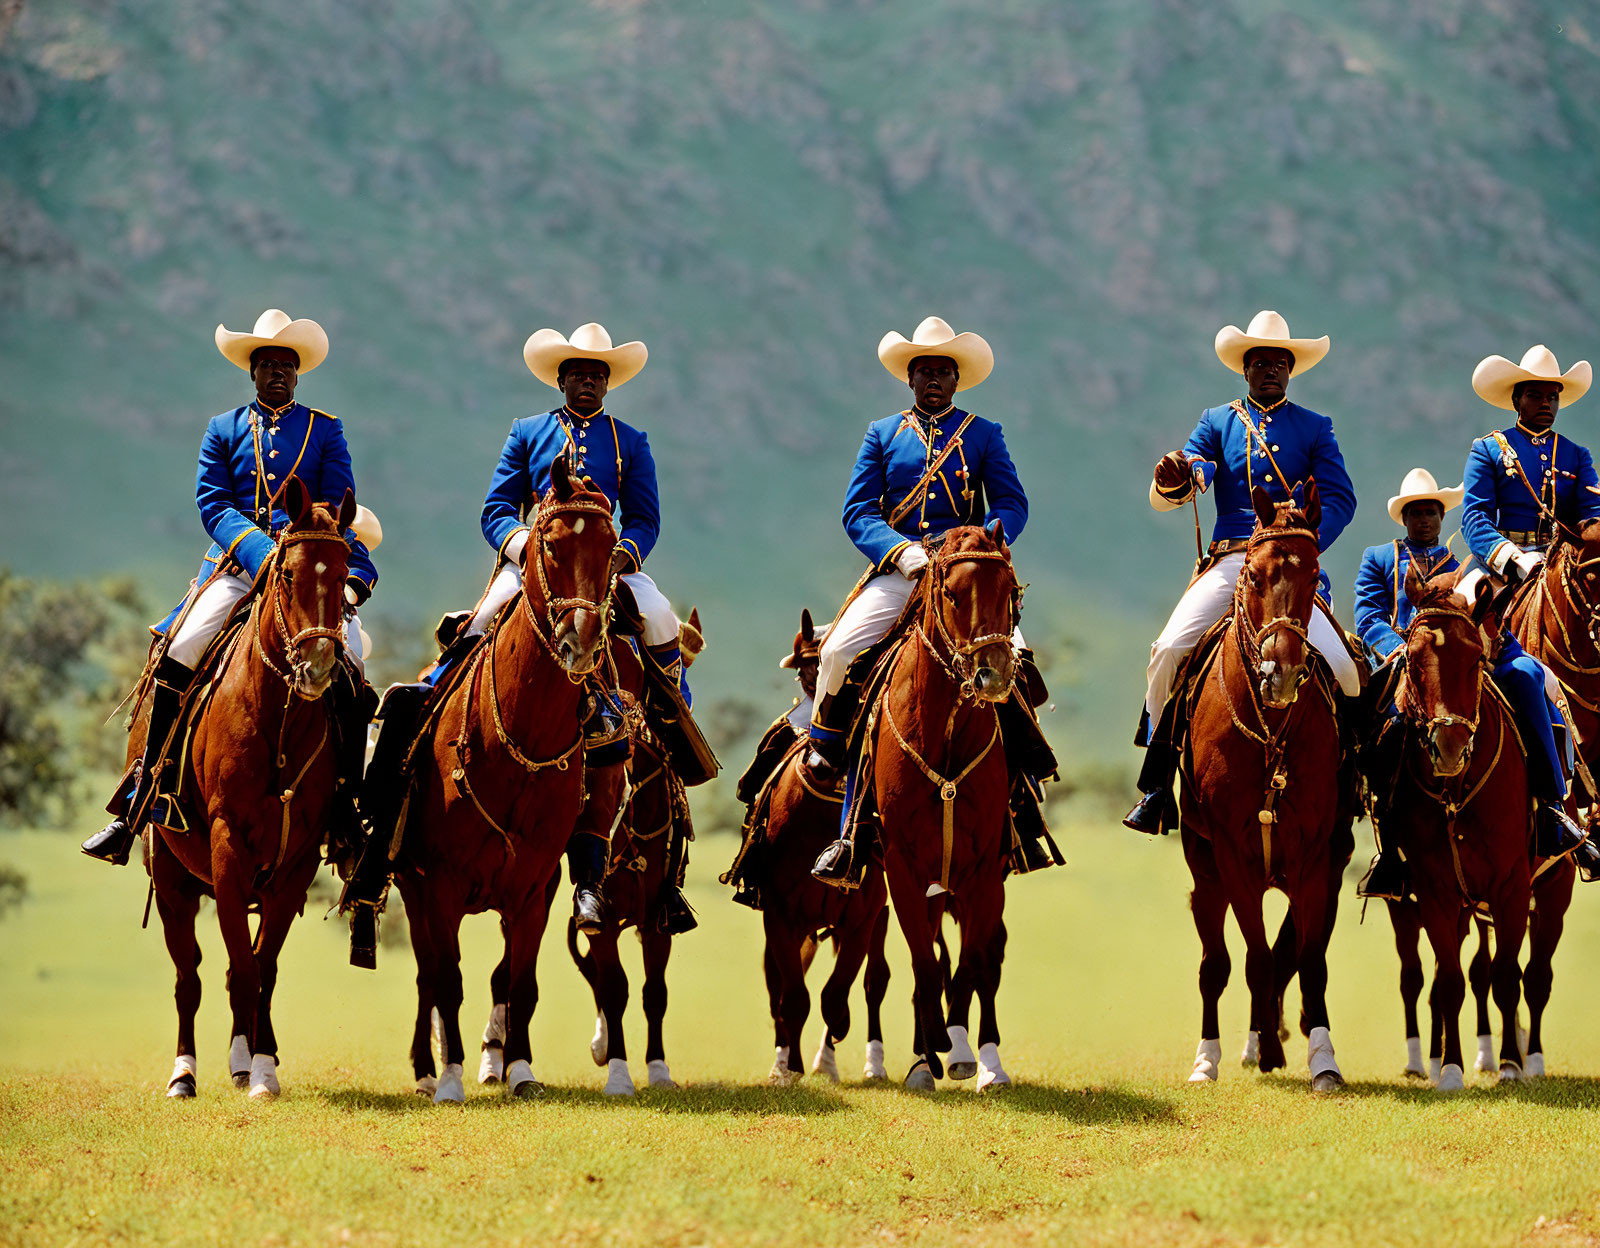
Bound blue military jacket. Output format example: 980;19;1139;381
842;408;1028;570
481;407;659;573
1353;539;1459;663
1461;424;1600;565
1181;398;1357;552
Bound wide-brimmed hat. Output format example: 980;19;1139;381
523;323;648;390
1214;310;1329;377
1471;345;1592;411
877;316;993;392
215;309;328;374
1387;468;1463;525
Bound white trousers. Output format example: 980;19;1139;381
1456;560;1562;704
817;570;1026;701
1144;551;1360;723
786;695;815;735
467;565;679;648
168;570;363;673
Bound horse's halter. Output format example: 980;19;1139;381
1557;543;1600;645
920;537;1023;701
1402;604;1486;744
1235;523;1319;703
521;492;618;678
255;526;350;697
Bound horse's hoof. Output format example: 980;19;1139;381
1497;1061;1523;1084
248;1054;280;1101
646;1059;677;1089
604;1058;635;1097
507;1060;542;1098
1240;1031;1260;1070
1525;1052;1546;1079
229;1036;251;1090
478;1046;504;1085
1474;1034;1495;1074
905;1061;936;1092
924;1052;945;1081
414;1076;437;1098
590;1016;609;1067
166;1072;196;1099
433;1064;465;1105
1311;1071;1345;1093
812;1040;840;1085
231;1073;250;1090
863;1040;887;1083
1403;1066;1428;1081
1188;1038;1221;1083
767;1064;799;1087
946;1026;977;1081
1435;1063;1466;1092
1307;1027;1342;1094
976;1044;1011;1092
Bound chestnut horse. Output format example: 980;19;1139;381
1386;565;1531;1089
756;748;893;1086
865;524;1019;1089
395;458;615;1102
1182;485;1348;1090
1499;519;1600;1071
147;481;356;1099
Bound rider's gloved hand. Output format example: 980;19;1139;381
1509;549;1546;584
1154;451;1197;502
896;543;930;579
343;580;369;611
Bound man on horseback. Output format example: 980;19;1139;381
804;316;1056;883
1349;469;1462;898
82;309;377;867
1449;345;1600;876
1126;310;1362;834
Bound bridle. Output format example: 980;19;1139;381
1401;604;1486;743
918;535;1023;703
253;526;351;697
1232;523;1319;707
519;491;618;679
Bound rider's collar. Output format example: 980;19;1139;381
1246;394;1288;416
562;405;604;424
913;403;955;424
1516;421;1554;444
1403;537;1444;554
252;398;296;424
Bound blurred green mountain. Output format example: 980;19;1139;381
2;0;1597;754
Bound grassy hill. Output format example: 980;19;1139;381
2;0;1598;752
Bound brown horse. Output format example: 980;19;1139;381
395;458;616;1103
1385;564;1531;1089
866;524;1019;1089
1182;485;1348;1090
147;481;356;1099
756;748;893;1085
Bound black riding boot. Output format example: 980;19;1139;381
639;642;720;786
738;720;801;806
568;832;609;935
342;834;394;970
1124;739;1180;835
996;689;1059;783
656;884;698;935
1008;773;1065;874
359;683;429;850
82;656;192;864
1573;834;1600;883
324;666;378;876
802;687;858;788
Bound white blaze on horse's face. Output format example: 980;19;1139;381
538;506;614;676
1246;537;1316;710
1410;606;1481;779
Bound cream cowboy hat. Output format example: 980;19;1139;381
877;316;994;391
1214;310;1329;377
1471;345;1592;411
1387;468;1463;525
523;323;648;390
215;308;329;374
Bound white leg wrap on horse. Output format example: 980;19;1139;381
1404;1037;1426;1077
1475;1034;1495;1073
946;1025;977;1080
646;1058;676;1089
1241;1031;1261;1069
167;1054;197;1098
483;1003;507;1046
431;1007;445;1063
478;1046;504;1085
905;1059;936;1091
1189;1038;1222;1083
1307;1026;1341;1080
506;1059;541;1097
247;1053;279;1100
864;1039;887;1082
1498;1060;1522;1083
1436;1063;1465;1092
433;1063;465;1104
604;1057;635;1096
812;1038;840;1084
925;882;947;898
229;1034;251;1081
976;1042;1011;1091
590;1015;608;1067
618;571;681;647
1429;1056;1443;1084
414;1075;437;1097
768;1046;798;1086
1525;1051;1546;1078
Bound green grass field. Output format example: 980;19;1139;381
5;814;1600;1248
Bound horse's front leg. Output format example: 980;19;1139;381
1525;863;1575;1077
942;912;979;1083
501;870;555;1099
422;885;468;1105
813;907;873;1085
1386;899;1428;1078
639;928;676;1088
396;873;439;1096
862;900;891;1082
1416;889;1470;1090
243;850;321;1100
588;922;634;1095
964;875;1010;1092
762;909;808;1085
1487;880;1531;1082
1183;826;1232;1080
479;929;510;1085
1288;838;1343;1092
883;842;948;1088
211;818;264;1093
1215;837;1281;1074
153;848;203;1098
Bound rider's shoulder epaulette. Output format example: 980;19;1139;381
308;407;339;422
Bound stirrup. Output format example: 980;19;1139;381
574;887;606;936
811;838;858;887
1355;851;1407;901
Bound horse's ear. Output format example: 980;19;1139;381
687;606;701;638
551;454;575;501
285;477;311;527
986;517;1007;550
1403;556;1428;609
1301;478;1322;533
1251;485;1277;530
1471;578;1499;628
800;607;814;643
337;487;357;533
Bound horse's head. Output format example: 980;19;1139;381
1241;483;1322;709
523;456;617;675
1401;563;1497;778
274;479;354;700
923;522;1021;703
